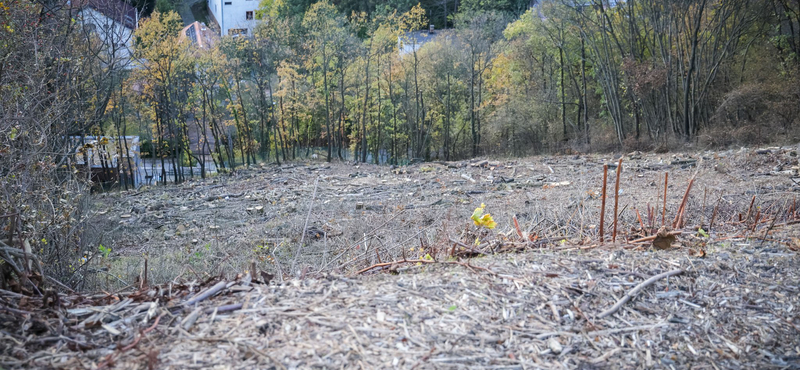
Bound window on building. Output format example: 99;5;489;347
245;11;253;20
224;1;231;5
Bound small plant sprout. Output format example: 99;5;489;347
471;203;497;230
98;244;112;258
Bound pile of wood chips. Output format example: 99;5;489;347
2;240;798;369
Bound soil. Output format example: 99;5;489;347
2;146;800;369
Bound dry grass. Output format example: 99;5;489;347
73;146;800;291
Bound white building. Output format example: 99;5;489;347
207;0;259;37
73;0;138;69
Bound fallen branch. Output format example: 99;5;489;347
597;269;684;318
203;303;243;314
183;280;227;306
355;259;497;276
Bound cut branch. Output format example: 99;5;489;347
597;269;684;318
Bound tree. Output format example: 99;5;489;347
303;0;353;161
456;10;507;156
131;11;191;184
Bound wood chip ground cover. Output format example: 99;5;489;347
2;147;800;369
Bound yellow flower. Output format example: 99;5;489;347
470;203;496;229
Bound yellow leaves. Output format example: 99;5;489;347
471;203;497;229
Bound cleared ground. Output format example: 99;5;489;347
2;147;800;369
85;146;800;288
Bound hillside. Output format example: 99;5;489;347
2;147;800;368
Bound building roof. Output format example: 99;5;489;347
76;0;138;29
179;22;217;49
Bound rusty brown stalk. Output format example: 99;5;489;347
745;195;756;223
635;208;644;230
700;187;707;227
600;164;608;243
709;193;721;231
662;172;668;226
752;211;761;232
672;177;695;229
612;159;623;242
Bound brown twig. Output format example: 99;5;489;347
513;216;524;240
600;164;608;243
612;159;623;242
121;332;142;352
672;177;695;229
635;209;645;230
143;257;148;289
760;203;785;247
598;269;684;318
662;172;668;226
410;346;437;370
700;187;707;226
751;211;761;232
745;195;756;223
448;238;488;255
709;192;722;231
143;313;165;334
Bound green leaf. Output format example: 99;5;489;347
448;305;457;312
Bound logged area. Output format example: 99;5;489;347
2;147;800;369
4;0;800;367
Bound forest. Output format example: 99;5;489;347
131;0;800;176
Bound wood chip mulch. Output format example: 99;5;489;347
1;241;799;369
